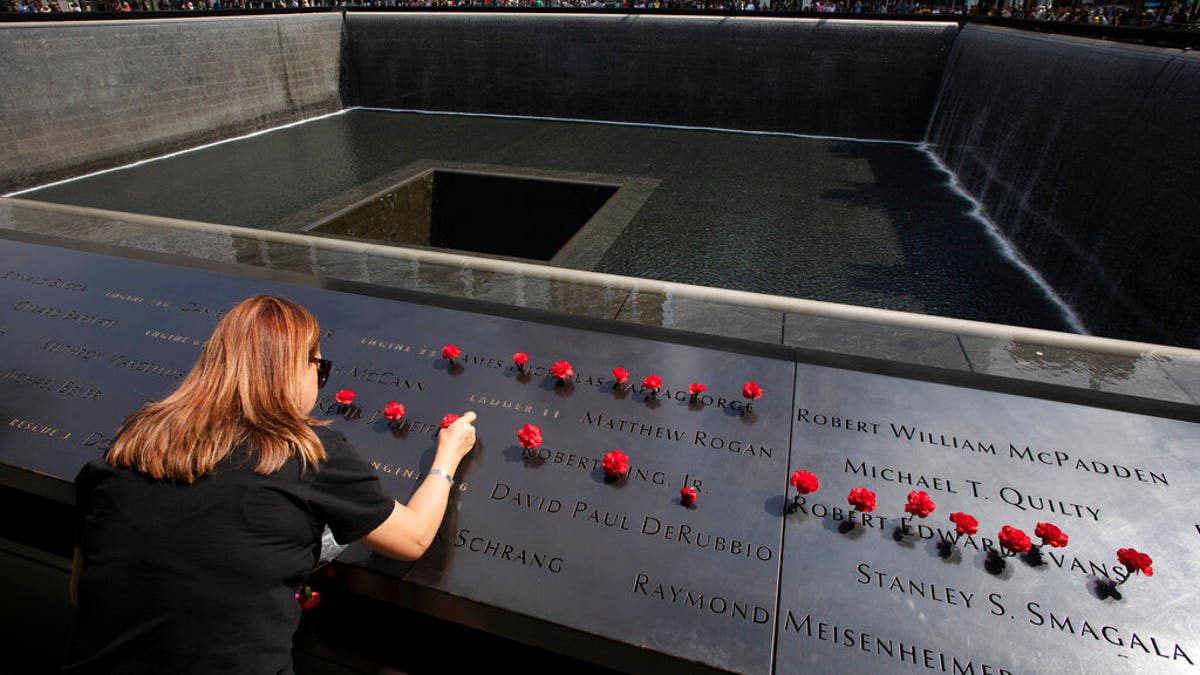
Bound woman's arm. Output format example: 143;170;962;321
360;411;477;560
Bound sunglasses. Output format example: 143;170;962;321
310;357;332;389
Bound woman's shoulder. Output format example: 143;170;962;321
312;425;351;452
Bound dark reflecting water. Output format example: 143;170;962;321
20;110;1076;333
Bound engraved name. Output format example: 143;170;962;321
783;610;1013;675
13;301;115;329
632;572;771;625
1;270;85;292
453;528;563;573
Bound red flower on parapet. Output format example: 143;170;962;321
440;413;459;430
847;487;876;513
998;526;1031;555
680;486;699;506
949;512;978;536
688;382;706;399
384;401;405;422
789;470;819;494
742;381;763;400
1117;548;1153;578
513;352;529;371
904;491;937;519
612;367;629;387
643;374;662;392
1034;522;1068;548
441;344;461;361
517;423;543;450
602;450;629;477
335;389;355;405
551;360;574;381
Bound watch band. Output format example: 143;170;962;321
428;468;454;484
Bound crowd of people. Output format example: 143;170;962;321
3;0;1195;28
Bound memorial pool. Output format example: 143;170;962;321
18;109;1079;335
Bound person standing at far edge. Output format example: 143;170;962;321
64;295;479;674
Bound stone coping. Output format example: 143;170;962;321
2;197;1197;407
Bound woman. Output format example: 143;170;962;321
65;295;478;673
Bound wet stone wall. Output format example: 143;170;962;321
343;13;960;142
0;14;344;194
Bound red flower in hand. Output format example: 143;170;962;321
300;590;321;611
440;413;459;430
516;423;543;450
643;374;662;391
949;512;978;536
680;486;699;506
1034;522;1068;548
513;352;529;368
742;381;763;400
1117;548;1153;577
612;367;629;384
904;491;937;519
441;344;461;361
688;382;706;396
847;487;876;513
789;470;819;494
551;360;574;380
998;526;1032;554
384;401;405;422
335;389;355;405
602;450;629;477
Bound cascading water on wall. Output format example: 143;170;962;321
924;24;1200;348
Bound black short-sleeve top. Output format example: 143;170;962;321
64;426;394;675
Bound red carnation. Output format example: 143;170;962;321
1034;522;1068;548
296;585;321;611
847;487;876;513
441;344;461;361
742;381;763;400
335;389;355;405
998;526;1032;555
384;401;405;422
904;491;937;519
789;470;819;494
612;367;629;384
516;423;543;450
602;450;629;477
680;486;699;506
513;352;529;367
643;374;662;391
688;382;706;397
300;590;321;611
551;360;574;381
440;413;459;430
1117;548;1153;578
949;512;978;536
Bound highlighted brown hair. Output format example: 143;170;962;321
107;296;328;482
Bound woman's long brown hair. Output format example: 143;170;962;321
107;296;328;483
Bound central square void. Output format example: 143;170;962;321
311;169;619;261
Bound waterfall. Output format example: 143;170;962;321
925;25;1200;348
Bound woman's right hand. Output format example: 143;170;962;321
437;411;478;463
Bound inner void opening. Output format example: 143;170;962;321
310;170;619;261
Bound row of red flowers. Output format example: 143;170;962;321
333;390;458;430
519;424;699;506
440;346;763;406
789;469;1152;582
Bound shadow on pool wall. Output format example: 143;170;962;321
0;13;1197;347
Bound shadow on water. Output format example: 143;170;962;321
819;141;1075;334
